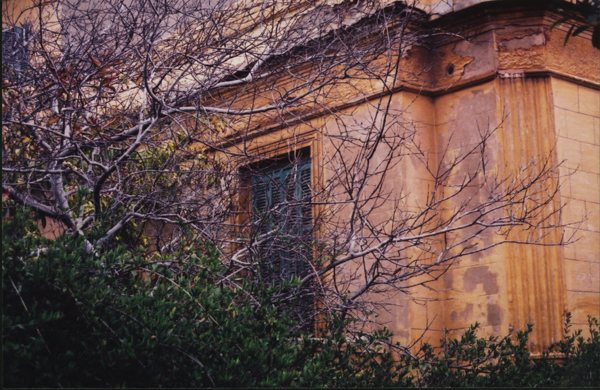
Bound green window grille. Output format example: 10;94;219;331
250;153;314;330
2;26;29;81
251;155;312;281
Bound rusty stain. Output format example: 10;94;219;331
463;266;499;295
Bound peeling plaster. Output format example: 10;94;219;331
463;266;499;295
451;303;474;321
487;303;503;327
498;29;546;51
444;271;453;289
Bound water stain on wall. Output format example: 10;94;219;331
451;303;474;321
487;303;503;326
463;265;499;295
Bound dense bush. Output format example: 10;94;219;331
2;209;400;387
406;314;600;387
3;208;599;387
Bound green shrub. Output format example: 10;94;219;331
402;309;600;387
410;323;550;387
2;208;402;387
3;208;599;387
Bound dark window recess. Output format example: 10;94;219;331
2;26;29;80
250;152;314;330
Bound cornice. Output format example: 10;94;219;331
216;67;598;149
209;0;599;148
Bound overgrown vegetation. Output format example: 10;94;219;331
406;314;600;387
3;208;599;387
2;207;401;387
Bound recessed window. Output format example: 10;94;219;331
2;26;29;81
247;149;314;330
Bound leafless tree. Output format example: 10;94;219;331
2;0;573;334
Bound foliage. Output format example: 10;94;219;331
3;208;599;387
404;314;600;387
2;207;404;387
2;0;572;321
553;0;600;48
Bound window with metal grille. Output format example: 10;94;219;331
2;26;29;82
249;150;314;329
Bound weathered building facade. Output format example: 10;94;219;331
3;0;599;351
212;0;600;350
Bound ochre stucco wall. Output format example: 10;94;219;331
3;0;598;350
218;1;600;350
553;78;600;330
427;80;510;344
